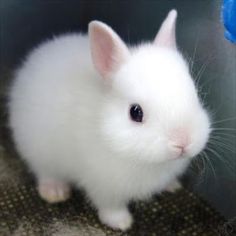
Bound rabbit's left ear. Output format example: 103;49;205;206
154;9;177;49
89;21;130;79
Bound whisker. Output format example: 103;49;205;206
193;154;207;185
199;152;207;174
190;153;207;183
212;116;236;125
210;133;236;141
209;103;224;117
210;132;236;138
211;130;236;135
195;62;208;87
195;55;216;88
202;151;217;179
210;135;236;144
209;135;235;146
190;35;199;76
212;127;236;131
205;146;234;174
208;139;236;153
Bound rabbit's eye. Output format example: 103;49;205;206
130;104;143;122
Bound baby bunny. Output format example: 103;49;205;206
9;10;210;230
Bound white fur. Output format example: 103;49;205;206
9;10;210;230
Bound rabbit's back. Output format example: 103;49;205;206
9;34;98;177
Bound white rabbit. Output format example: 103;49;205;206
9;10;210;231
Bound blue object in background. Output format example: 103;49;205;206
222;0;236;43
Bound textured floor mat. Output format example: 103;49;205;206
0;147;229;236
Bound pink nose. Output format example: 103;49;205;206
172;144;186;154
170;129;190;153
173;139;188;150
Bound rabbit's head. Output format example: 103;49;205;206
89;10;210;163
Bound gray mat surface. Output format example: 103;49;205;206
0;147;228;236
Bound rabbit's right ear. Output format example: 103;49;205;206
154;9;177;49
89;21;130;79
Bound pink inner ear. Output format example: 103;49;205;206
154;9;177;49
89;21;129;79
92;27;115;75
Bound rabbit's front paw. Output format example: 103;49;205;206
38;179;71;203
98;207;133;231
165;180;182;193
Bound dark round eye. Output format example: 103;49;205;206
130;104;143;122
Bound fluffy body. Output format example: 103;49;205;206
9;33;189;202
9;11;210;230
